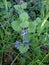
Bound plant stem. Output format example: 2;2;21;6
11;53;20;65
39;53;49;65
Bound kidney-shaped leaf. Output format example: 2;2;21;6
11;21;21;32
20;21;29;28
19;12;29;22
28;22;36;33
19;44;29;54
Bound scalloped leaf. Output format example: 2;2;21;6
19;44;29;54
11;21;21;32
20;21;29;28
28;22;36;33
19;12;29;22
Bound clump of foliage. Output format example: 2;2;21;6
0;0;49;65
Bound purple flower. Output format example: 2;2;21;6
21;30;28;36
20;0;24;4
15;45;20;49
14;41;21;49
15;41;21;44
24;40;29;43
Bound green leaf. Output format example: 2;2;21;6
34;47;41;57
23;33;31;40
3;11;11;18
11;21;21;32
14;2;27;10
19;12;29;22
3;0;8;11
30;38;39;47
20;21;29;28
20;57;25;65
14;2;27;14
0;2;4;8
7;1;11;8
14;5;24;14
37;26;43;35
28;22;36;33
19;44;29;54
35;17;42;25
20;2;27;9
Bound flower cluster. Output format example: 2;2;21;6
15;41;21;49
15;29;29;50
15;40;29;49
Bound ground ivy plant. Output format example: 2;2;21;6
0;0;49;65
11;2;49;54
